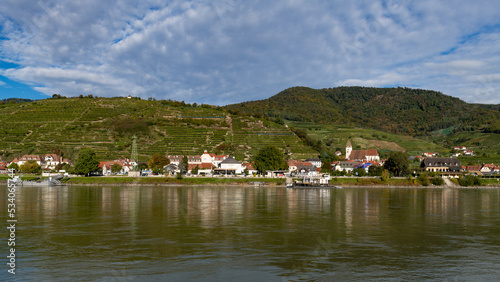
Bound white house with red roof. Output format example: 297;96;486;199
10;154;71;170
0;162;8;174
464;150;474;156
242;163;257;175
99;158;136;175
168;150;229;175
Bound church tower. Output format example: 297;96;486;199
346;139;352;160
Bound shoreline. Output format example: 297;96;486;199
1;179;498;189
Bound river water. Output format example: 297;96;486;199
1;186;500;281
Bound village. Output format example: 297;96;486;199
1;141;499;181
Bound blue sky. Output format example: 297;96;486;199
1;0;499;105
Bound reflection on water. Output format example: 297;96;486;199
1;186;500;281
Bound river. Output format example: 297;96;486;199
1;186;499;281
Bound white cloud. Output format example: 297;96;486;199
0;0;500;104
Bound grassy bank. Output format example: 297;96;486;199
330;177;418;186
3;175;497;187
0;174;44;181
63;176;286;186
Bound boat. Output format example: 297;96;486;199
288;182;343;189
287;177;342;189
10;175;65;187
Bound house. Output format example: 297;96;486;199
423;152;439;157
334;161;358;173
466;165;482;175
422;157;461;172
10;154;71;170
345;140;380;162
287;160;314;174
296;164;318;176
480;165;492;174
335;151;342;156
493;166;500;174
482;164;496;169
200;150;228;166
168;150;228;167
214;156;244;175
242;163;257;175
464;150;474;156
43;154;72;170
304;158;322;168
287;160;302;173
99;159;135;175
164;163;178;175
0;162;8;174
188;163;215;175
14;155;44;166
454;146;467;151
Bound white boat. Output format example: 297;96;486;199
10;175;64;187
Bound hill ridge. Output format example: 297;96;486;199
225;86;500;135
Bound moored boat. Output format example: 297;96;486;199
9;175;64;187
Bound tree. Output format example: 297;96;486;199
253;146;288;174
384;152;409;176
380;169;390;182
148;153;169;174
321;162;332;173
192;165;199;175
74;148;100;176
55;162;71;172
368;165;384;176
138;163;149;171
111;163;122;174
180;156;188;174
19;160;41;174
8;163;19;172
353;168;366;177
418;173;430;186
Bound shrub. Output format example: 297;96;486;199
380;169;390;182
418;173;430;186
430;176;444;186
458;175;482;187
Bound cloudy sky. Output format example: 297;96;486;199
0;0;499;105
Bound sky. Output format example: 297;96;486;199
0;0;499;105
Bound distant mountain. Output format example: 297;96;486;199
225;86;500;136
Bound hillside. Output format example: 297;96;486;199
1;90;498;164
225;86;500;136
0;97;317;162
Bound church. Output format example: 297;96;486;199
345;140;380;162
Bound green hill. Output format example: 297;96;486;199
225;86;500;136
1;88;498;164
0;96;317;162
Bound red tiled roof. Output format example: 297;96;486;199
188;163;215;170
99;160;125;168
243;163;255;170
466;165;482;171
20;155;42;161
348;149;379;161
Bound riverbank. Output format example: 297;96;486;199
1;175;499;187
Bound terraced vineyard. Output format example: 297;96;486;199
289;121;447;157
0;97;317;162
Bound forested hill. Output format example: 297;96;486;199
225;86;500;135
